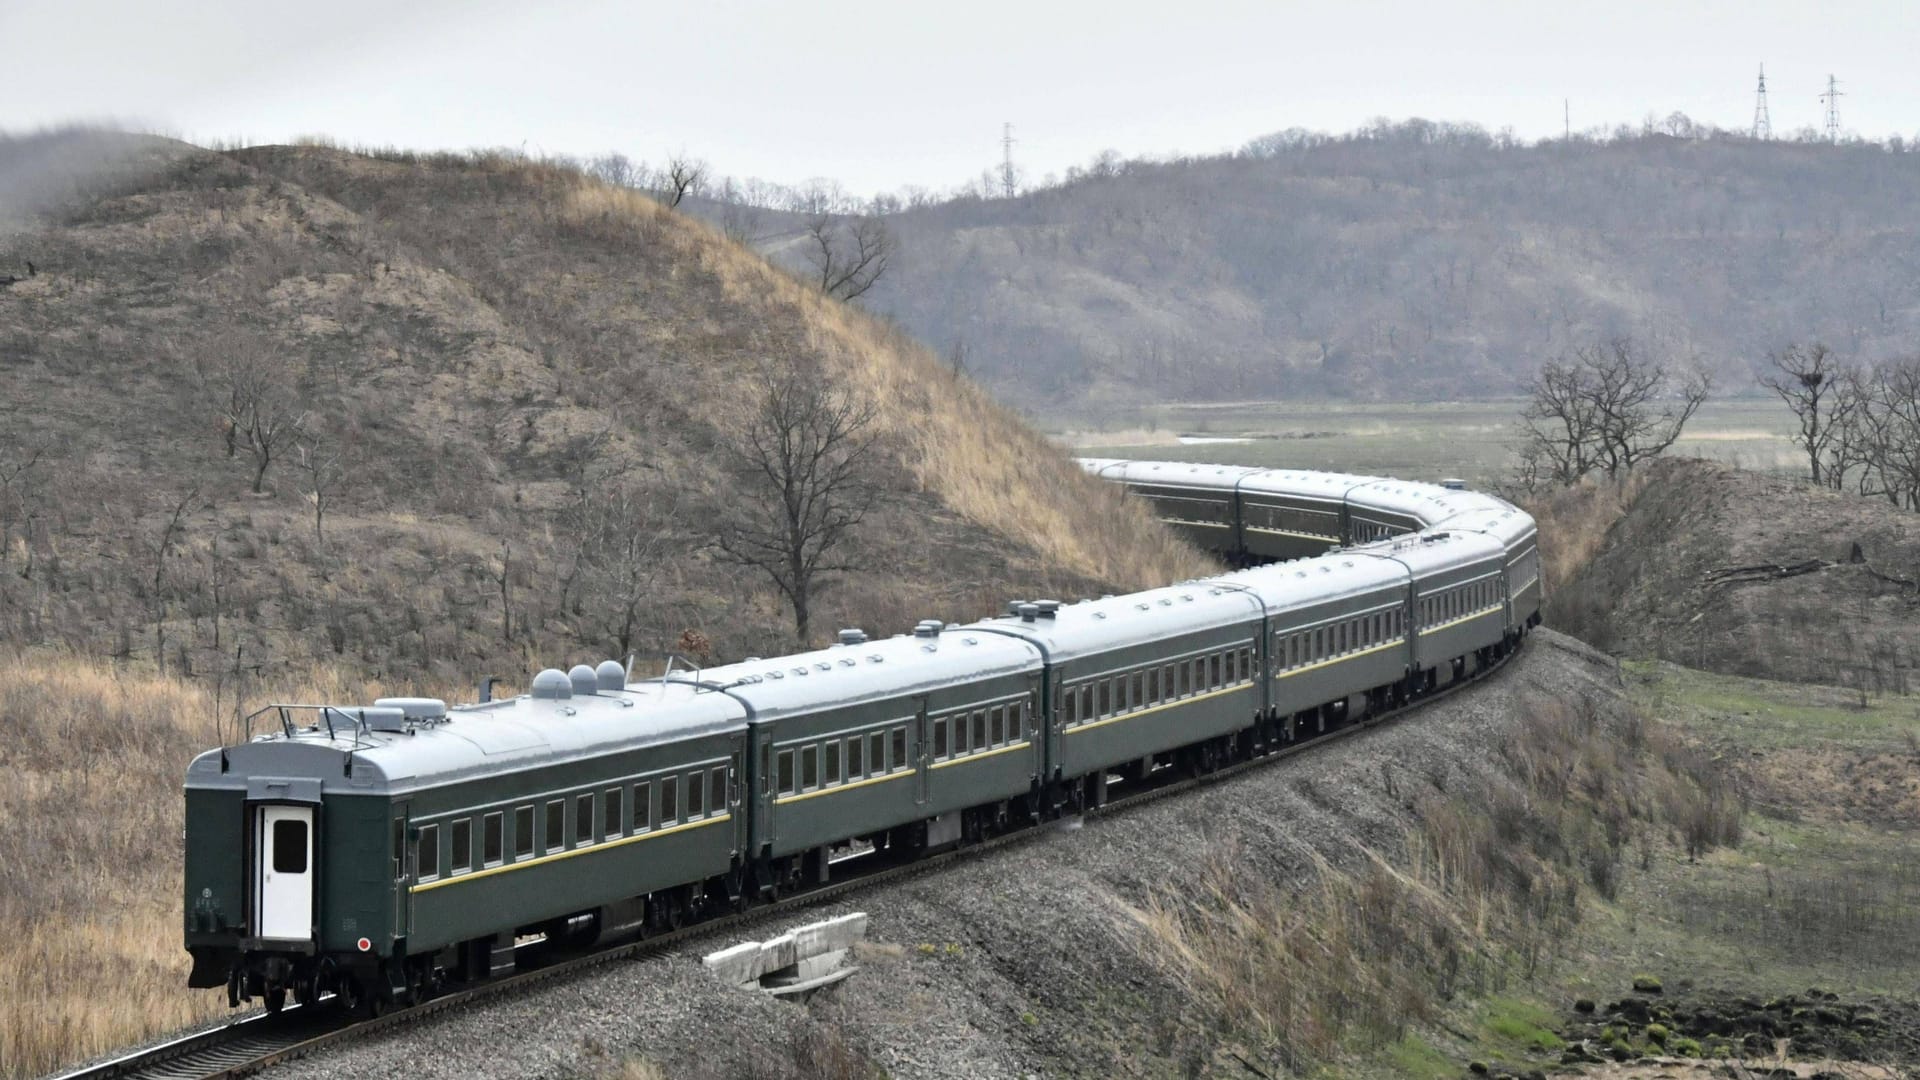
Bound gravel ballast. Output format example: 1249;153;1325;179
273;629;1621;1080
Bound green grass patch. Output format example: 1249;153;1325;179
1481;996;1565;1054
1382;1034;1456;1080
1626;659;1920;752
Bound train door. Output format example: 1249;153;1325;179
913;695;930;806
254;804;315;942
391;804;411;942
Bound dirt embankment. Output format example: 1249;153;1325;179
1551;458;1920;688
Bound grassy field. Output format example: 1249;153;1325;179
1564;660;1920;1001
1046;399;1801;488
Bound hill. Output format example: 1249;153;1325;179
742;126;1920;406
0;133;1208;691
1545;458;1920;688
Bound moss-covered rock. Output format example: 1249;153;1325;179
1632;974;1663;994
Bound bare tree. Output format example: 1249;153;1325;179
714;178;766;245
0;434;43;575
803;208;895;301
1761;342;1858;485
589;152;638;189
572;482;682;658
219;358;307;494
295;435;342;546
145;486;201;675
1518;339;1711;484
717;364;881;645
653;155;707;209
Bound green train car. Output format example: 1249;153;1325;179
183;462;1541;1015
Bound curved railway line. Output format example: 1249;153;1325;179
56;636;1520;1080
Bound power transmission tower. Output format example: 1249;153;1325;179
999;122;1018;198
1820;74;1844;143
1752;63;1771;140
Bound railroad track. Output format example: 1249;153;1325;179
53;640;1523;1080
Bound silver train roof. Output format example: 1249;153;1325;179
1079;458;1525;534
186;679;748;795
667;631;1042;723
968;582;1266;661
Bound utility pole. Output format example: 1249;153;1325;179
999;122;1018;199
1821;74;1844;143
1752;63;1772;140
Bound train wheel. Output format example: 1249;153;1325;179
264;987;286;1014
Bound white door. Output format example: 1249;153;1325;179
256;805;315;941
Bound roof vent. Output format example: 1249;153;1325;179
913;620;942;640
373;697;447;723
838;628;868;646
332;705;408;733
1035;600;1061;618
360;707;408;730
531;668;573;701
1006;600;1027;617
1017;602;1040;623
595;660;627;693
1441;478;1467;490
568;664;599;697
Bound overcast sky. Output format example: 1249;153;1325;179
4;1;1916;194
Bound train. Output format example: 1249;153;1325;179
182;460;1540;1014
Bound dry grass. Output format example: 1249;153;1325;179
1128;693;1743;1073
1521;472;1649;601
0;650;456;1079
552;175;1214;591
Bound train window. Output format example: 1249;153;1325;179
990;706;1004;745
687;774;704;818
482;812;503;867
452;818;473;872
1241;648;1253;680
545;800;565;852
954;714;970;755
972;709;987;750
847;736;864;778
1176;661;1189;695
1063;687;1079;725
660;776;677;823
891;727;907;771
635;781;651;831
825;739;841;785
513;805;533;860
1161;664;1174;698
1131;670;1145;708
605;787;624;838
271;819;307;874
1011;701;1025;740
713;767;728;810
417;824;439;881
1224;649;1236;683
777;749;795;795
934;718;950;759
1096;680;1110;717
871;732;886;775
1210;654;1223;688
801;746;818;789
575;794;593;846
